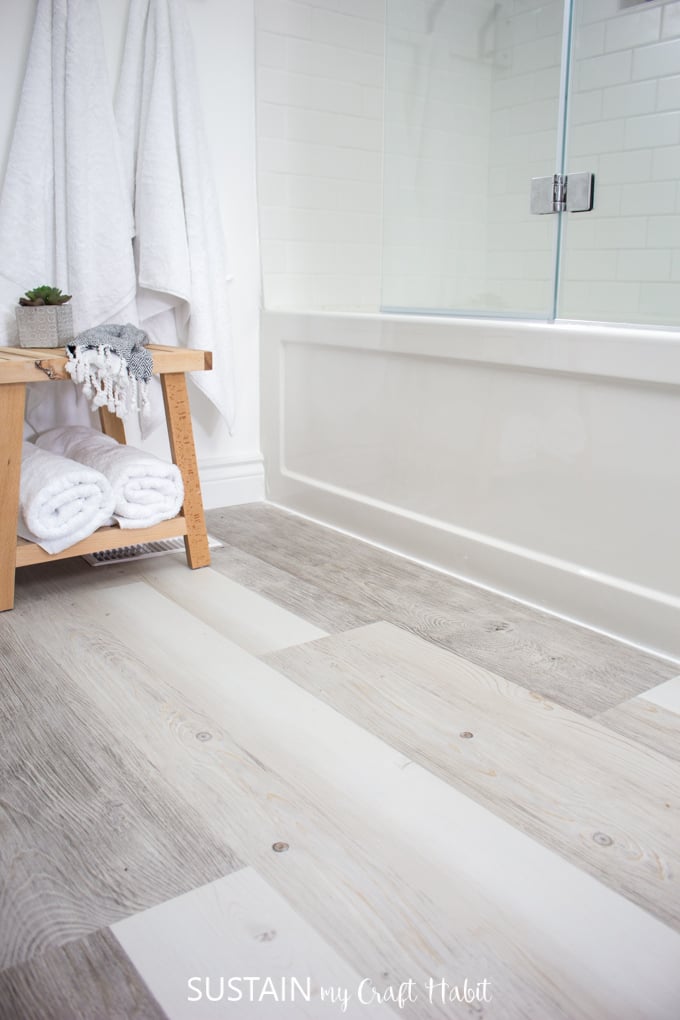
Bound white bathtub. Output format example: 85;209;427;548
261;310;680;661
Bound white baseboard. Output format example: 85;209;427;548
199;453;265;509
272;471;680;664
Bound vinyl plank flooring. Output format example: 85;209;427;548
597;696;680;764
0;929;168;1020
132;556;328;655
13;542;361;641
0;616;241;970
112;868;394;1019
8;582;527;1019
13;551;329;657
206;504;676;716
15;580;680;1020
265;621;680;933
207;542;372;634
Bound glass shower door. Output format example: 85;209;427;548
381;0;571;318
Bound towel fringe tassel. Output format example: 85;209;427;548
66;345;150;420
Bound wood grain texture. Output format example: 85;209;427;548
0;381;26;611
99;407;127;445
207;541;371;634
11;539;368;637
0;615;241;969
161;373;210;569
113;868;394;1019
206;504;677;716
597;698;680;764
0;345;210;383
15;517;188;568
13;580;680;1020
133;556;328;655
8;584;502;1020
0;929;168;1020
265;621;680;932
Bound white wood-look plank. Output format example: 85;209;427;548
113;868;394;1019
265;622;680;933
19;580;680;1020
639;675;680;714
134;556;328;655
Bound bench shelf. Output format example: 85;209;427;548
1;344;213;610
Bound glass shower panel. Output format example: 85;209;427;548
381;0;568;318
560;0;680;326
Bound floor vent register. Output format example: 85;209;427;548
82;534;223;566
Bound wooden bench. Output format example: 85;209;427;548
0;344;212;611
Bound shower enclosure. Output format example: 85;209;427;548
382;0;680;328
258;0;680;661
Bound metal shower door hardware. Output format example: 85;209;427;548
530;172;594;214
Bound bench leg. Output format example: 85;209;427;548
0;383;27;610
99;406;127;444
161;372;210;569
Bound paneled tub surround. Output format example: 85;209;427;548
261;310;680;661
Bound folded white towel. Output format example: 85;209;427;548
36;427;184;530
19;442;116;554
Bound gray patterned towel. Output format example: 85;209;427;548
66;323;152;419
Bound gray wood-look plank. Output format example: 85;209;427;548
206;504;677;716
597;698;680;764
265;621;680;932
0;929;168;1020
207;542;373;635
0;615;241;970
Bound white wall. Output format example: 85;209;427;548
262;310;680;661
0;0;263;509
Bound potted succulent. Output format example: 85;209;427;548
16;285;74;348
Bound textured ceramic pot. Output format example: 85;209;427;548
15;304;74;348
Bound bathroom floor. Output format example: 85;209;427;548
1;502;679;1019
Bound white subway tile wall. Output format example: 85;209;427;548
255;0;385;310
256;0;680;325
562;0;680;324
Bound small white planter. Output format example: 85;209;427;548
15;304;74;348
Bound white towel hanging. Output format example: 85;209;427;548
0;0;138;433
116;0;236;434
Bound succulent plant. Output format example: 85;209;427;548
19;286;72;307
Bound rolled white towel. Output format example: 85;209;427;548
19;442;116;554
36;426;184;529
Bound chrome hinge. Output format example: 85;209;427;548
553;174;567;212
530;172;594;215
